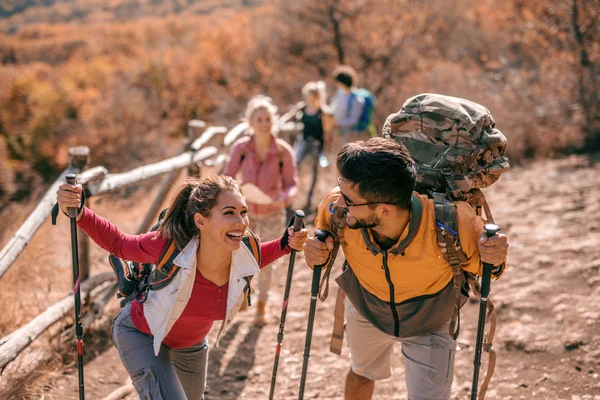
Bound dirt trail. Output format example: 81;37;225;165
9;155;600;399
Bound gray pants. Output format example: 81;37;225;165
112;303;209;399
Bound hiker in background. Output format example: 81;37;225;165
222;95;299;325
294;81;333;211
303;138;509;400
56;175;308;400
331;65;376;145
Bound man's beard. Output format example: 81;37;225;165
346;213;379;229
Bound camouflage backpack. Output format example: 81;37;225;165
382;93;509;210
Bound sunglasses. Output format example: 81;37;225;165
337;177;396;208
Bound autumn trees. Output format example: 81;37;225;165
0;0;598;210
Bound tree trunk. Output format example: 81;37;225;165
328;0;345;65
572;0;600;149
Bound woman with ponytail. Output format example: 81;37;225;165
56;175;307;399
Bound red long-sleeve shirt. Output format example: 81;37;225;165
77;207;290;348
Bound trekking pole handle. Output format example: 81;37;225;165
313;228;332;271
481;223;501;299
292;210;305;232
65;173;79;219
314;229;329;243
484;224;501;239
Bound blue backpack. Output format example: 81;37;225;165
351;88;376;133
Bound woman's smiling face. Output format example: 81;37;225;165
249;108;273;137
196;190;249;252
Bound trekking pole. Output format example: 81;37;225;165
66;173;86;400
298;229;329;400
471;223;501;400
269;210;305;400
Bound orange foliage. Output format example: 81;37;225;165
0;0;598;209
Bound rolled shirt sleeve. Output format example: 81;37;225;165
456;201;486;277
222;139;246;178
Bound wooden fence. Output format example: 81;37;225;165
0;113;302;395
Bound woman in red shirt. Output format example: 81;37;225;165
56;175;307;400
223;96;299;325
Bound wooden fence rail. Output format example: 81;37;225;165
0;272;114;370
85;145;217;196
0;168;76;280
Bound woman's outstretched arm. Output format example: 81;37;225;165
57;183;167;263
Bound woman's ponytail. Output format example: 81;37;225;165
156;181;198;249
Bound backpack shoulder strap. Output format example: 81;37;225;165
237;135;253;164
328;202;348;245
148;240;183;291
433;192;498;396
275;140;287;166
241;228;261;266
239;229;261;307
315;204;347;302
432;192;468;340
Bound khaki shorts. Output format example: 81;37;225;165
344;298;456;400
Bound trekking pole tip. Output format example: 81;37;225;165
483;224;500;238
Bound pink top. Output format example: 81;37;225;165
76;207;290;348
223;134;298;216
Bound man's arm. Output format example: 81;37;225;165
456;202;508;279
304;188;341;268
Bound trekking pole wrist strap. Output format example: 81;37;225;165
51;189;86;225
491;262;505;278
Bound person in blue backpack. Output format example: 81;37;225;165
331;65;376;146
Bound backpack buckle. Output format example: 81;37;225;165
441;167;453;176
137;275;150;303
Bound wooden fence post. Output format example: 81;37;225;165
69;146;90;281
187;120;206;177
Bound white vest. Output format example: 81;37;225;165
142;237;261;355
